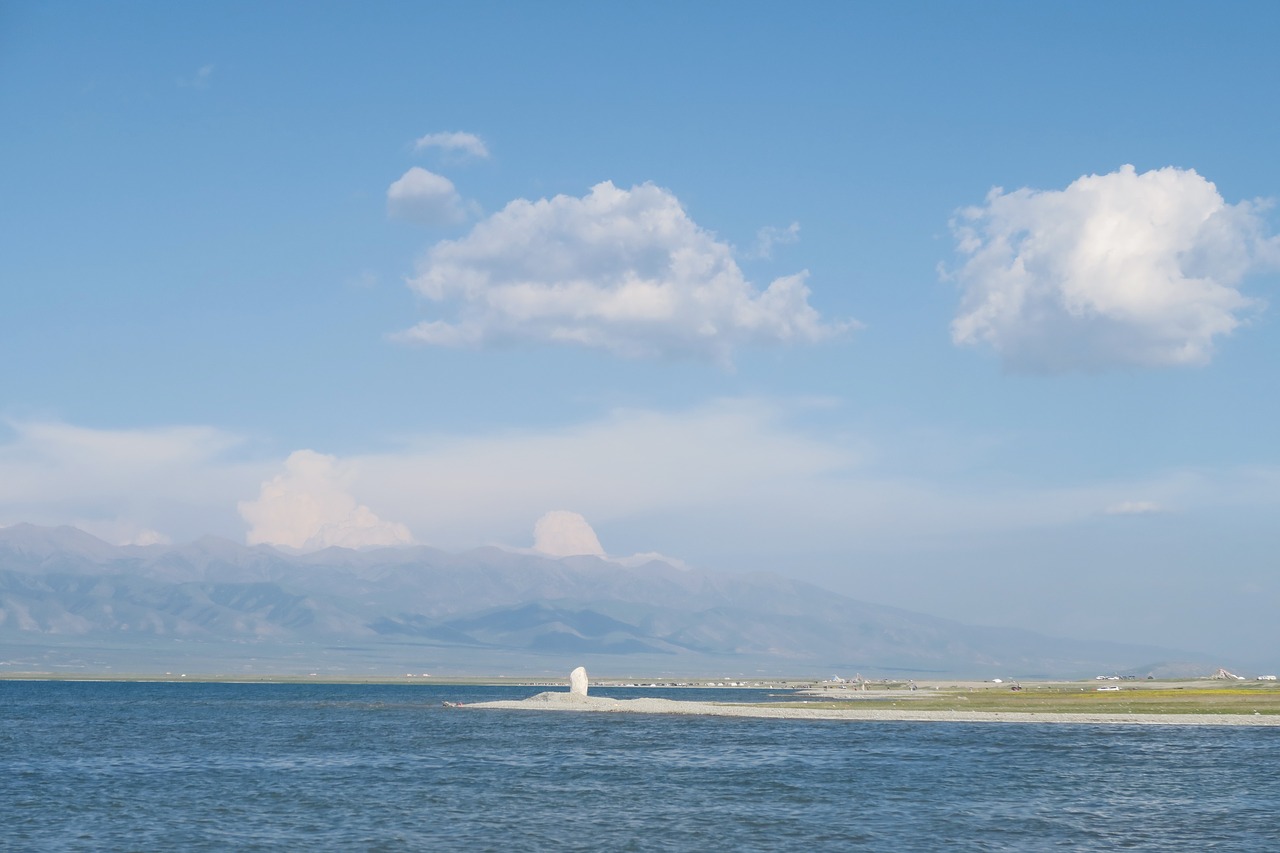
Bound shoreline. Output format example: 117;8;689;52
464;691;1280;727
7;673;1278;721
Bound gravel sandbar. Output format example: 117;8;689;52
464;691;1280;726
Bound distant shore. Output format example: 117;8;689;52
7;672;1279;722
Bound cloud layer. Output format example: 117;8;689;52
1104;500;1166;516
238;450;414;551
5;410;1278;563
396;181;851;362
0;420;253;545
948;165;1278;371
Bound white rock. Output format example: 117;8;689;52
569;666;588;696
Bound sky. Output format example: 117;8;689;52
2;1;1279;663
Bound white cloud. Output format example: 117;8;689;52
750;221;800;259
237;450;414;551
413;131;490;159
532;510;605;557
387;167;469;226
519;511;686;567
947;165;1278;371
395;181;853;363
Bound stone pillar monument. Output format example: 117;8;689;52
569;666;588;696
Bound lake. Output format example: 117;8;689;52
3;681;1277;851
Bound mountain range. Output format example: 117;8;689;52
0;523;1211;678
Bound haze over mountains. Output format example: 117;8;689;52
0;523;1213;679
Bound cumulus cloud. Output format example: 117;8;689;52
387;167;470;226
532;510;605;557
238;450;414;551
522;511;688;567
947;165;1278;371
394;181;852;363
413;131;490;159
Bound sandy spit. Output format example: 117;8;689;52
463;691;1280;727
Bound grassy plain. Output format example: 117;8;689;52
792;682;1280;716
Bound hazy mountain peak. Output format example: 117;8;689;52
0;522;118;560
0;523;1219;677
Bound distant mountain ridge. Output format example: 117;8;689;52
0;523;1206;678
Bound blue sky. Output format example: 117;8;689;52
3;2;1279;663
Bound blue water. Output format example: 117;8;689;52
3;682;1278;851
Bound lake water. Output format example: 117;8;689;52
3;681;1277;851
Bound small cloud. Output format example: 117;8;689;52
395;181;853;363
532;510;605;557
348;270;378;290
1105;501;1167;516
238;450;414;551
130;529;171;546
76;519;173;547
386;167;469;226
750;222;800;259
612;551;690;570
413;131;490;160
178;64;214;89
946;165;1278;372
